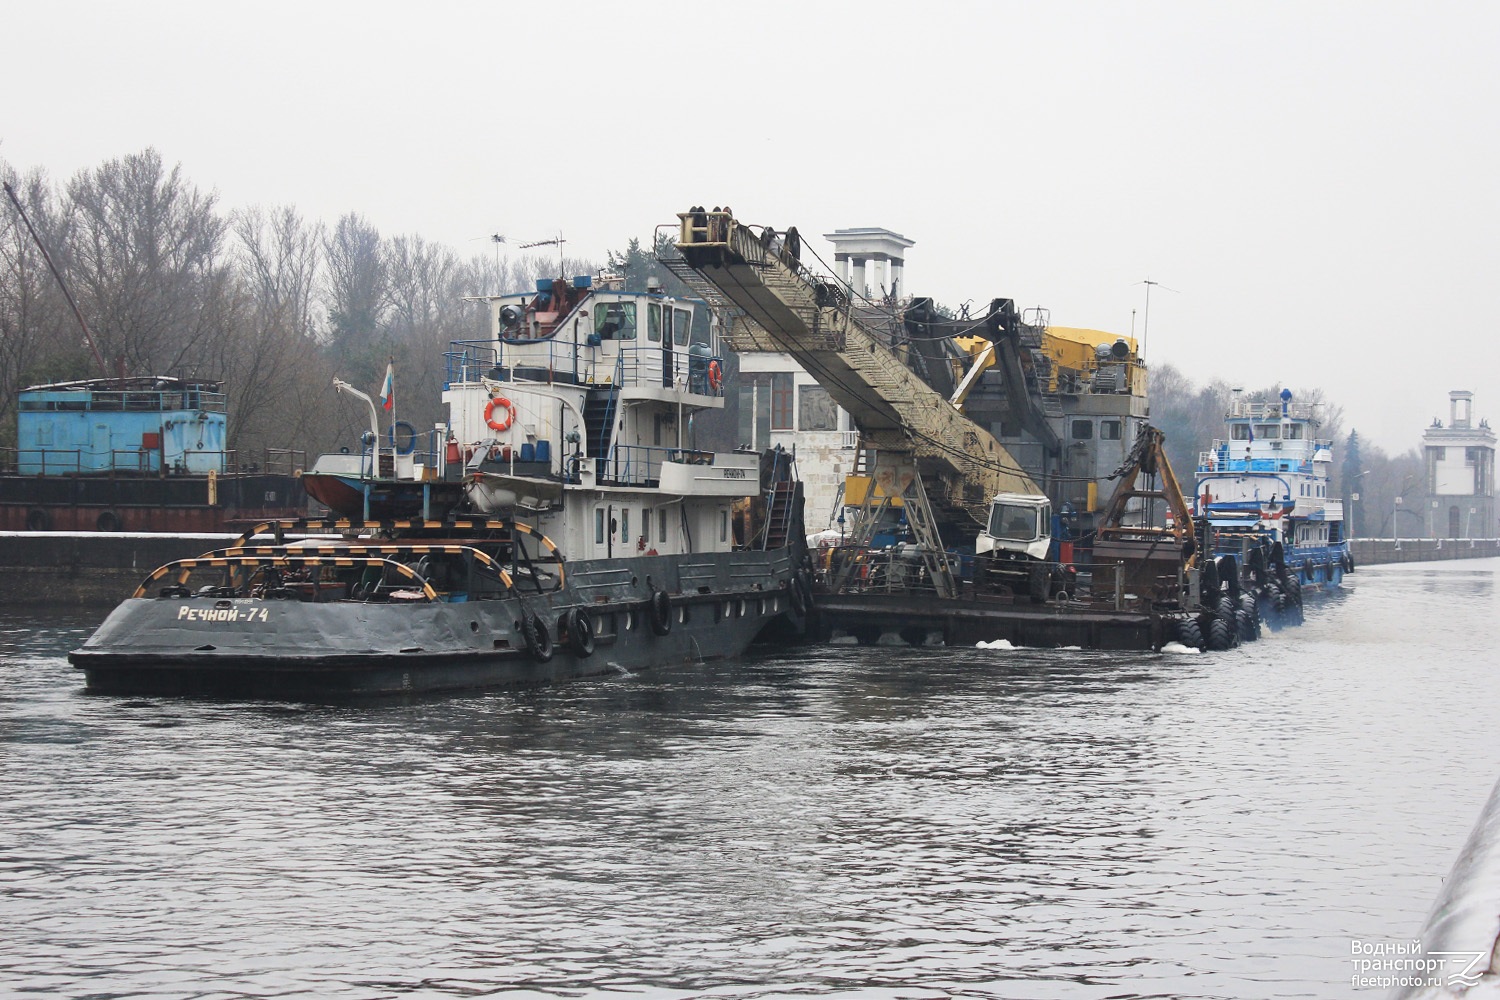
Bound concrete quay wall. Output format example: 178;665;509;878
0;532;237;606
1351;538;1499;567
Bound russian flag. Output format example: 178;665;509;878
379;362;394;411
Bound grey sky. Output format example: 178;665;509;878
3;1;1494;453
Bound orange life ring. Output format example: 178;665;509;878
707;359;723;391
484;396;514;432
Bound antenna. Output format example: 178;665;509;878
519;233;566;275
1135;278;1178;361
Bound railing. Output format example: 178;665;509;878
1198;445;1313;475
1227;400;1325;422
446;338;725;398
596;445;716;487
444;341;500;384
2;446;309;477
19;388;229;414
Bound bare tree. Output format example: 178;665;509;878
0;161;78;451
323;212;387;354
63;148;234;376
221;205;331;462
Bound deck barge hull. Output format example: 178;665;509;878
815;592;1164;650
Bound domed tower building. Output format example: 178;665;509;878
1423;391;1495;539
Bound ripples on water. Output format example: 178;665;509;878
1;561;1497;999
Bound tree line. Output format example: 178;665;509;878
3;149;1435;536
0;148;600;464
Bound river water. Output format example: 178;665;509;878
2;559;1496;999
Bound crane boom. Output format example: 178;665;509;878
670;209;1038;526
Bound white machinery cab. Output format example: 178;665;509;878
977;493;1053;560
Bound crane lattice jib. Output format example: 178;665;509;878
673;210;1037;523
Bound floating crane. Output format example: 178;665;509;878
667;208;1050;599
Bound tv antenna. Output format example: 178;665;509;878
519;233;566;275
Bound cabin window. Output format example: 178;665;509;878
720;509;728;542
1254;424;1280;440
690;310;712;348
1071;419;1093;440
642;508;651;544
1231;424;1249;440
594;302;637;340
988;502;1039;541
594;507;605;544
1286;424;1304;439
620;507;629;543
799;385;838;431
660;508;668;544
1100;419;1122;440
647;303;663;343
771;374;794;430
674;309;692;347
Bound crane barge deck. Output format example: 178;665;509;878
667;208;1292;652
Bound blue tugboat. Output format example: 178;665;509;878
1193;388;1353;618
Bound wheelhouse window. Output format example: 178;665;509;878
1253;424;1280;440
1100;419;1122;440
594;301;637;340
1231;424;1250;440
647;303;662;343
1285;424;1304;439
674;308;692;347
689;310;712;349
1071;419;1093;440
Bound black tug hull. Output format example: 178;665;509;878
71;550;806;699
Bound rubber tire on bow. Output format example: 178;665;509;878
1217;554;1241;599
25;508;51;532
1206;615;1236;651
648;589;673;636
1028;562;1048;604
562;607;595;657
1174;617;1203;651
788;573;808;615
1199;557;1220;604
1234;607;1255;642
521;612;553;663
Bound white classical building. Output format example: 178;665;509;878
1422;390;1496;538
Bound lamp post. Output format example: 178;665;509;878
1394;495;1402;550
1349;469;1370;541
